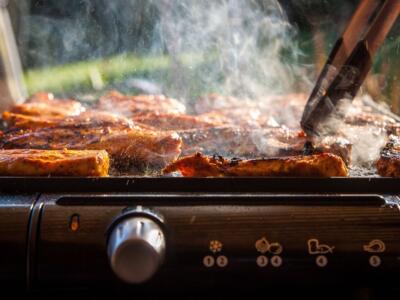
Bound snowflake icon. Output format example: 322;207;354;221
209;240;223;253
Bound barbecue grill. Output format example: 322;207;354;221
0;1;400;298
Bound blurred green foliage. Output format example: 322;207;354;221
12;0;399;110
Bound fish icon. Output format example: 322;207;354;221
307;239;335;255
363;240;386;253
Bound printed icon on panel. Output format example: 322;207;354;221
363;239;385;253
255;237;283;255
363;239;385;268
209;240;223;253
255;236;283;268
307;238;334;267
307;239;335;255
203;240;228;268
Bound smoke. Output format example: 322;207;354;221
344;125;387;167
150;1;389;165
18;1;391;165
152;0;303;100
317;97;388;167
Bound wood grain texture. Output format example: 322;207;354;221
35;194;400;289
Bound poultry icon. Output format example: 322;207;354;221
307;239;334;255
255;237;283;255
363;239;386;253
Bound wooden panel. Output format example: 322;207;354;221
35;194;400;289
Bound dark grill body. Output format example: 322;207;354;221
1;177;400;298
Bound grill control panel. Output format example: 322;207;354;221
31;194;400;289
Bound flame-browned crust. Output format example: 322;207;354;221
163;152;349;177
2;110;135;130
132;112;225;130
177;126;352;164
10;92;85;117
0;149;109;176
96;90;186;116
0;115;182;168
376;136;400;177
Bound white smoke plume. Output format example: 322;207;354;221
152;0;303;100
317;96;388;167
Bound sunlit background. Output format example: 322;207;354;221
7;0;400;112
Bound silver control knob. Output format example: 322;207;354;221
107;215;166;284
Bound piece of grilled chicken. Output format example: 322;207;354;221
96;90;186;116
195;93;308;114
345;112;400;136
376;136;400;177
177;126;352;164
2;110;137;130
10;92;85;117
195;93;308;129
132;112;226;130
0;112;182;168
163;152;349;177
0;149;109;176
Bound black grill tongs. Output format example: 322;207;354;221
301;0;400;137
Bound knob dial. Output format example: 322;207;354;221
107;214;166;284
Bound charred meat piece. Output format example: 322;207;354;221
194;93;307;113
96;91;186;116
178;126;352;164
386;123;400;136
10;92;85;117
376;136;400;177
132;112;225;130
201;109;280;129
163;152;349;177
195;93;307;129
345;111;400;135
0;117;182;168
2;112;62;130
345;111;397;127
194;94;247;114
178;126;302;156
315;136;353;165
2;110;136;130
0;149;109;176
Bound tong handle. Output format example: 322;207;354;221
301;0;400;137
364;0;400;55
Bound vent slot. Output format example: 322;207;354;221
56;194;386;206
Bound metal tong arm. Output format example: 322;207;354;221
301;0;400;137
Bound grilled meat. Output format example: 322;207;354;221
2;110;135;130
2;112;61;130
178;126;301;156
194;94;247;114
96;91;186;116
344;111;400;135
201;109;281;129
195;93;307;129
178;126;352;164
0;117;182;168
163;152;349;177
10;92;85;117
132;112;225;130
376;136;400;177
0;149;109;176
345;111;397;127
26;91;61;103
194;93;307;112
